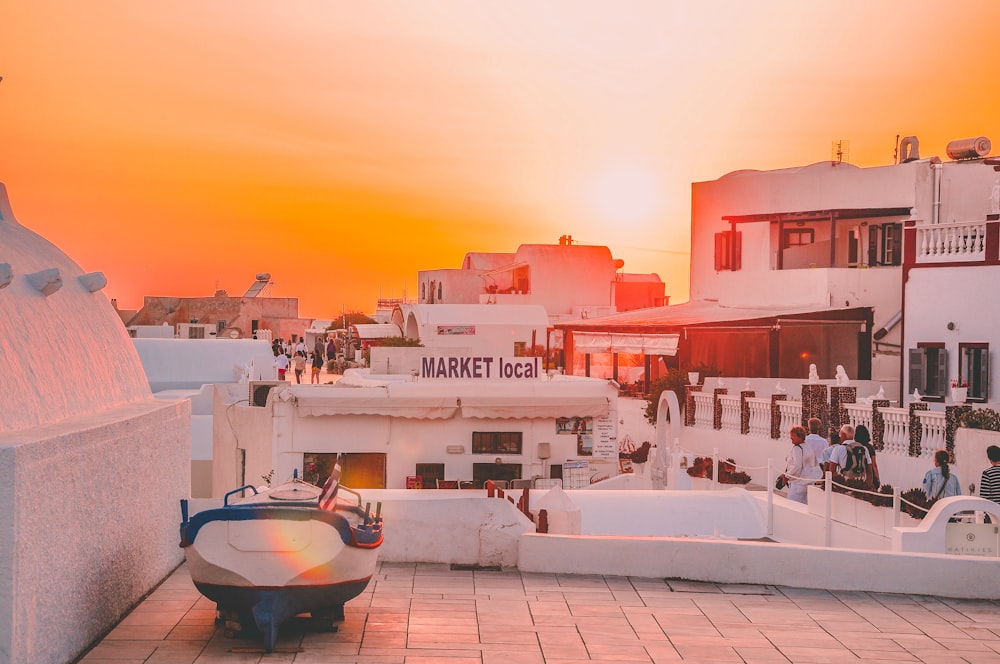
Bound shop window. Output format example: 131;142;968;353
782;228;814;248
303;452;387;489
472;462;521;486
415;463;444;489
472;431;523;455
959;343;989;402
714;230;741;271
909;343;947;399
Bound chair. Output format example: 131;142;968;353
490;480;509;490
509;479;533;489
459;480;478;490
534;478;563;489
406;475;423;489
436;479;459;489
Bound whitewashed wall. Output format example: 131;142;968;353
0;400;189;664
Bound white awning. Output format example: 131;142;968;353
459;394;610;419
572;332;679;355
294;392;458;419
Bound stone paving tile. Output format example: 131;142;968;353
81;562;1000;663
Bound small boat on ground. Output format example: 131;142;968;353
179;458;382;652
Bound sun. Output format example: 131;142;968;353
589;163;661;227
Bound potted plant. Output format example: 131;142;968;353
950;378;968;403
686;457;751;486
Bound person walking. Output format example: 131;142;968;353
274;351;289;381
291;351;306;384
979;445;1000;505
804;418;829;469
778;425;822;504
310;348;324;384
923;449;961;502
853;424;881;489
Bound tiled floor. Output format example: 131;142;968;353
79;562;1000;663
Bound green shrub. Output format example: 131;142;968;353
900;488;932;519
960;408;1000;432
643;363;719;426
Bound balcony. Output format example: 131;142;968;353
915;220;987;263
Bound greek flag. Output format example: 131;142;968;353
318;454;342;511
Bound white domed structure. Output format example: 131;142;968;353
0;183;151;434
0;183;188;664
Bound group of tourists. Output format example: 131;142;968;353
777;418;1000;511
271;334;343;384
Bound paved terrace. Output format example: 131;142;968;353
80;562;1000;663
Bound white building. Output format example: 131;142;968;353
559;136;1000;397
417;238;666;323
388;303;549;356
901;151;1000;403
213;343;620;493
0;183;188;663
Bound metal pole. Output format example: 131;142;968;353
824;470;833;547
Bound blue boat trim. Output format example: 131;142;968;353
180;505;356;547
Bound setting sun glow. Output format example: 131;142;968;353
2;2;1000;316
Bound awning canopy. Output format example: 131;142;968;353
350;323;402;339
459;394;610;419
289;382;612;420
294;391;458;419
572;332;679;355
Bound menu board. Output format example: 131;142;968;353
592;414;617;460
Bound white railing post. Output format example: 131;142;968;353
766;458;774;536
893;486;901;528
712;448;719;491
824;470;833;548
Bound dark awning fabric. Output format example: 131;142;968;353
555;301;872;335
722;207;911;224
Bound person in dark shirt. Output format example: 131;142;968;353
980;445;1000;505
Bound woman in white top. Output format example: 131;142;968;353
780;425;822;504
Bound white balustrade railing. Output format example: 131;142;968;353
914;410;946;458
916;220;987;263
877;406;910;456
691;392;714;428
718;394;741;431
776;399;802;435
844;402;873;433
746;397;771;437
683;387;954;461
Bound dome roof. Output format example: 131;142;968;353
0;183;151;435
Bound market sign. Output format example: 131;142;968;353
420;355;541;379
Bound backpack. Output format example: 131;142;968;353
841;442;869;478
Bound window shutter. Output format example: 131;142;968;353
848;229;859;264
732;231;742;271
714;232;726;271
908;348;926;395
888;223;903;265
979;348;990;401
868;226;881;266
933;349;948;397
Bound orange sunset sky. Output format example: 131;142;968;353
3;1;1000;318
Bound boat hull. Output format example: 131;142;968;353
181;503;381;651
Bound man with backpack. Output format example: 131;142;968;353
824;424;871;483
